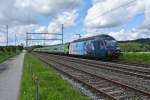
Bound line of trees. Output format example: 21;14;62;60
119;38;150;52
0;46;23;55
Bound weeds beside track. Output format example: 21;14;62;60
35;53;150;100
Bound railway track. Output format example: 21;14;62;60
38;53;150;80
111;61;150;69
34;53;150;100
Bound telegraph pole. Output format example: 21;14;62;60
26;33;28;47
6;25;8;46
61;24;64;44
14;33;17;52
44;33;46;46
15;33;17;46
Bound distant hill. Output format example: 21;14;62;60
119;38;150;44
118;38;150;52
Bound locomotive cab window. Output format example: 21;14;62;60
99;40;105;49
105;40;117;46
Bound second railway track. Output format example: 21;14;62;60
34;53;150;100
38;53;150;80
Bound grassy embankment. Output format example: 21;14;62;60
0;48;21;63
19;53;88;100
119;52;150;64
118;40;150;64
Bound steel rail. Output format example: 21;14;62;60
34;53;150;99
42;53;150;79
36;54;117;100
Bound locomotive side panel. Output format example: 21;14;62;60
90;40;107;59
69;41;85;55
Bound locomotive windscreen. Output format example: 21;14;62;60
105;40;118;46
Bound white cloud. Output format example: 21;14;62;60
0;0;36;26
5;0;82;25
15;0;82;16
0;0;82;26
108;29;150;41
3;0;82;26
48;10;78;33
85;0;144;28
139;1;150;29
0;33;7;45
47;10;79;45
0;0;83;45
6;24;48;46
84;0;150;40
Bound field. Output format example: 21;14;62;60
19;53;88;100
119;38;150;52
0;52;17;62
118;39;150;64
119;52;150;64
0;46;23;62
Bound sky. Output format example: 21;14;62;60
0;0;150;46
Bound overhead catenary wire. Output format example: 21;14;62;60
87;0;138;24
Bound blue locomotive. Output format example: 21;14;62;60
34;34;121;59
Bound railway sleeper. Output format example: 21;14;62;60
116;95;149;100
97;86;135;98
83;78;98;83
88;78;103;82
53;54;150;76
107;90;123;95
110;91;133;99
94;80;108;84
99;86;116;91
54;56;150;79
37;54;150;99
70;72;83;76
88;81;104;85
78;76;94;80
96;82;113;88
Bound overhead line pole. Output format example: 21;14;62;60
44;33;46;46
26;24;64;46
15;33;17;46
26;32;28;47
6;25;8;46
62;24;64;44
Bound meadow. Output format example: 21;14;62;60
19;53;88;100
119;52;150;64
0;46;23;62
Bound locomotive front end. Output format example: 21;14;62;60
104;37;121;58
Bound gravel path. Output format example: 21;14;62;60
0;51;25;100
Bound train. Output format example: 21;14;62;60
34;34;121;59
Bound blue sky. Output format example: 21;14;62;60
34;0;93;43
0;0;149;46
34;0;145;43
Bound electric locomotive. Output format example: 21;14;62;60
34;34;121;59
69;34;120;59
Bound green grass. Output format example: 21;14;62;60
119;52;150;64
19;53;89;100
0;51;20;63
